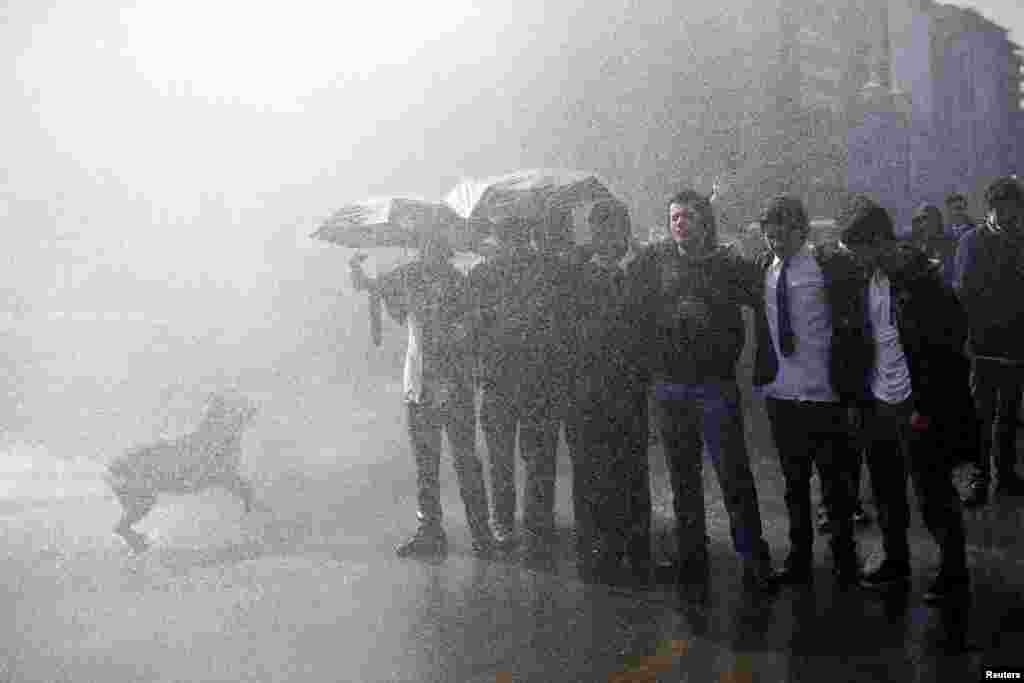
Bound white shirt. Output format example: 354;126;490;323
403;311;425;404
763;242;838;402
867;271;913;404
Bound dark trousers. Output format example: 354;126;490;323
765;398;857;567
655;381;770;569
863;398;967;574
970;360;1024;482
406;386;491;542
480;384;560;542
566;384;652;568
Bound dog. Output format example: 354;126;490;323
106;392;259;553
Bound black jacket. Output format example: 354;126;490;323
467;250;574;410
751;242;873;403
875;243;973;422
565;250;650;415
634;240;755;385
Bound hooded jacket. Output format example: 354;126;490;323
873;243;974;423
634;239;755;385
954;221;1024;363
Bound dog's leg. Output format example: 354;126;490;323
113;489;156;553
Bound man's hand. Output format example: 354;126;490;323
349;253;373;291
909;411;931;432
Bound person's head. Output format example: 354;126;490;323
838;194;896;268
758;195;809;260
588;199;631;261
945;192;970;225
984;176;1024;234
910;203;943;245
667;189;716;253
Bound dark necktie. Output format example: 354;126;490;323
777;257;795;357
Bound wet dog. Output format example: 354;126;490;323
106;393;259;553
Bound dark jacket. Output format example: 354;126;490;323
751;241;873;403
467;250;574;411
377;261;474;393
875;243;973;422
565;249;651;416
954;223;1024;362
634;240;755;385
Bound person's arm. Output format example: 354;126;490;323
349;254;410;326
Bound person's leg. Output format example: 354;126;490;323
967;359;1000;505
906;423;969;603
654;384;707;580
444;384;495;555
699;381;773;584
765;398;815;581
859;399;912;588
623;384;653;575
397;401;447;557
564;400;596;559
809;402;861;582
480;384;519;544
995;371;1024;494
520;409;560;555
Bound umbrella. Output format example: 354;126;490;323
444;169;618;225
310;197;475;251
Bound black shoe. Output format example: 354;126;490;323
471;535;496;559
961;475;990;508
859;560;910;591
395;527;447;558
816;508;835;534
772;564;813;586
996;474;1024;497
923;571;970;605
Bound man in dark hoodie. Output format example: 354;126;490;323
753;195;868;588
839;195;973;602
566;198;653;584
954;176;1024;502
469;214;573;561
635;189;774;592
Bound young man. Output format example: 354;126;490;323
910;203;957;288
566;198;652;584
954;177;1024;502
469;214;573;561
635;189;774;592
946;192;977;243
350;235;496;558
753;195;868;587
839;195;972;602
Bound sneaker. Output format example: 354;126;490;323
852;506;871;526
995;474;1024;497
471;535;496;559
859;560;910;591
395;527;447;558
494;528;520;554
961;470;990;508
816;508;835;534
923;572;970;604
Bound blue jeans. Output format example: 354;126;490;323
654;380;769;565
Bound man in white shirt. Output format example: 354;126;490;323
840;195;972;603
350;234;496;559
752;195;869;588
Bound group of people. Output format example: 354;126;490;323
349;174;1024;606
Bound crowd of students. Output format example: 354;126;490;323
349;175;1024;606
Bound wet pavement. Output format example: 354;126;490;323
1;382;1022;682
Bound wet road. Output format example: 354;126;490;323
2;395;1023;683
